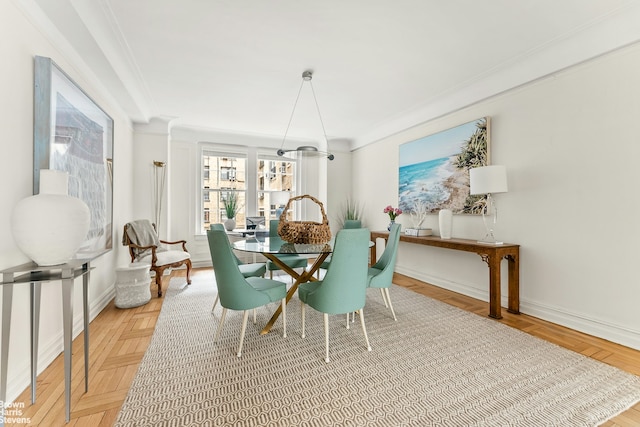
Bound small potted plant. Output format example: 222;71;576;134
338;198;363;229
223;191;241;231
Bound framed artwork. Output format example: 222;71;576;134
34;56;114;258
399;117;489;215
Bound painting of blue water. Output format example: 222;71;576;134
398;117;488;214
399;156;454;211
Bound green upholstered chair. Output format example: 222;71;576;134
343;219;362;229
367;222;402;321
298;228;372;363
207;229;287;357
266;220;308;279
210;223;267;312
318;219;361;277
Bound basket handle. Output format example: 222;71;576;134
279;194;329;225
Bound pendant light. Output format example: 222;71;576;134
277;70;335;161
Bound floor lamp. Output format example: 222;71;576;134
153;161;166;235
469;165;508;245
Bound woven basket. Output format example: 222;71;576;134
277;194;332;244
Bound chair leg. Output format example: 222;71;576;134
384;288;397;321
324;313;330;363
380;288;388;307
346;312;350;329
358;309;372;352
214;308;227;342
185;259;192;284
253;309;257;324
154;267;164;297
282;297;287;338
211;295;219;313
301;303;306;338
237;310;250;357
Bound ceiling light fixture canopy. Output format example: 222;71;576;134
277;70;335;161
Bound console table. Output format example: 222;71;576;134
1;259;94;423
370;231;520;319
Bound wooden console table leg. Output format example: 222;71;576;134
486;253;502;319
507;252;520;314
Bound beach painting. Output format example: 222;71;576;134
399;117;489;215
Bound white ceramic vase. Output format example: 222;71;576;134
224;218;236;231
11;170;90;266
439;209;453;239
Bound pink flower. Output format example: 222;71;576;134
383;205;402;220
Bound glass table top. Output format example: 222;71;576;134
232;236;333;255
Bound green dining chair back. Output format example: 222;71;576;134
266;220;308;278
318;219;361;276
298;227;372;362
207;229;287;357
343;219;362;229
209;223;267;312
368;222;401;320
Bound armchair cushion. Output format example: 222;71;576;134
137;250;191;267
123;219;192;297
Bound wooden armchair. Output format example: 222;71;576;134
123;219;192;297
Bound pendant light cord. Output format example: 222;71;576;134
279;78;306;151
278;71;330;152
309;80;329;145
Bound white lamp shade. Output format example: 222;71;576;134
469;165;508;195
271;191;290;206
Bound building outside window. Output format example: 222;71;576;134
257;157;296;220
199;148;296;234
201;152;246;233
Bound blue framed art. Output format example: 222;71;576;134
399;117;489;215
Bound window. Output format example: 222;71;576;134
198;147;297;234
200;151;246;233
257;157;296;220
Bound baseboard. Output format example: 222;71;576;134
396;266;640;351
5;285;115;403
521;300;640;351
397;265;490;304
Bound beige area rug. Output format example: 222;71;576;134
115;273;640;426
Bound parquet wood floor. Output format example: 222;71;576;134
6;268;639;426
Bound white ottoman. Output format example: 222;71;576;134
114;264;151;308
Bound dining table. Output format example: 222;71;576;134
232;235;333;334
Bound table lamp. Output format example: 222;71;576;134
469;165;508;244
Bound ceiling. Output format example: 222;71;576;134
23;0;640;150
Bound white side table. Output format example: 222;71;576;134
114;264;151;308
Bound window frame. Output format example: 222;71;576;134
256;152;297;220
197;144;298;235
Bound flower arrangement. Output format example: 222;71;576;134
383;205;403;221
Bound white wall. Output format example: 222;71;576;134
353;42;640;350
0;0;134;402
326;141;354;233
